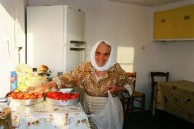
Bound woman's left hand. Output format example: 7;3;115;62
108;85;125;96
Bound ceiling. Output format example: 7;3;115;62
109;0;186;7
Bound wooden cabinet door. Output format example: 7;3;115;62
153;9;175;40
153;4;194;41
175;5;194;38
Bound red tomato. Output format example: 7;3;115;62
70;93;80;99
16;92;24;99
23;93;30;99
9;92;17;99
47;91;62;99
36;93;43;98
46;91;53;98
29;93;36;99
59;93;68;100
46;91;79;100
52;91;61;99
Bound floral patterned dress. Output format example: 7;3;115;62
54;61;133;129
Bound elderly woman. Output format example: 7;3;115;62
34;40;133;129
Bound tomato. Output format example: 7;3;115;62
46;91;53;98
23;93;30;99
70;93;80;99
46;91;79;100
58;94;67;100
46;91;61;99
52;91;60;99
29;93;36;99
8;91;44;99
36;93;43;98
16;92;25;99
57;93;79;100
8;92;17;99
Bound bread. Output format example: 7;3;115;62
38;65;48;73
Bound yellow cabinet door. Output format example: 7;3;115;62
153;4;194;41
153;9;175;40
175;5;194;39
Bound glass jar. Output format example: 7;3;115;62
0;107;12;129
0;98;12;129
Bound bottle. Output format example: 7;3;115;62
10;71;17;92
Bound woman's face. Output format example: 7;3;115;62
95;42;111;67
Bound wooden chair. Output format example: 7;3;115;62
150;71;169;115
121;72;146;119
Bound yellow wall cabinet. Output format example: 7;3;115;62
153;4;194;41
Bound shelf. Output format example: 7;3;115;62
69;40;86;51
153;38;194;42
70;40;86;44
70;48;86;51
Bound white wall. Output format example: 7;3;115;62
0;0;26;97
26;0;194;110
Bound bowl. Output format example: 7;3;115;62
45;96;79;106
45;91;80;106
8;97;44;106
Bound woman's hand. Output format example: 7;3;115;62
28;81;57;94
108;85;125;96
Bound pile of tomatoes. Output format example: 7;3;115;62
7;91;80;101
8;91;43;99
46;91;79;100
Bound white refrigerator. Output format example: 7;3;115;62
27;5;86;73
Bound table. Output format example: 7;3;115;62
11;102;91;129
154;80;194;124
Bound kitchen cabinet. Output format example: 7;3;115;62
27;5;85;73
153;4;194;41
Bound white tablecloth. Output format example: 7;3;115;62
11;102;91;129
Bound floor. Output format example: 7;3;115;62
123;110;194;129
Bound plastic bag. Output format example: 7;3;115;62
90;91;122;129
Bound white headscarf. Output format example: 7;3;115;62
90;40;115;71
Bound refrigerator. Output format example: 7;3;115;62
27;5;86;73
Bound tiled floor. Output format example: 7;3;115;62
123;110;194;129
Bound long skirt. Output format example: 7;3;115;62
82;94;124;129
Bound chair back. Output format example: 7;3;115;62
151;72;169;89
150;72;169;108
122;72;145;118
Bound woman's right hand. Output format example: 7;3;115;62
28;81;57;94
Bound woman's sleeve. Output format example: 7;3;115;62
124;84;133;95
52;63;86;89
52;77;62;88
115;63;134;95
